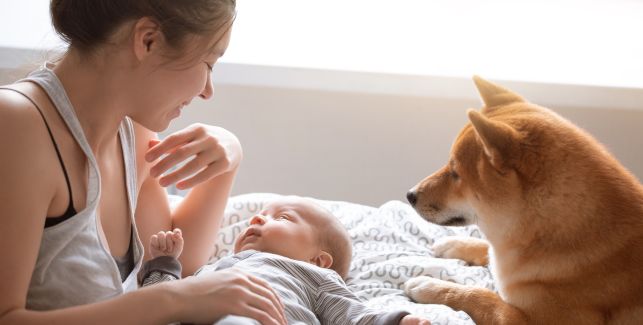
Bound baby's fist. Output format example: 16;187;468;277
400;315;431;325
149;228;184;259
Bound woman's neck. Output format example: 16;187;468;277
52;50;129;154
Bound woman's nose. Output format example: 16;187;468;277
249;215;266;225
199;75;214;99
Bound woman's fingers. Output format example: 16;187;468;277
148;138;161;148
150;140;227;188
174;158;228;190
177;270;286;325
244;275;287;325
249;274;286;321
144;124;241;189
238;293;284;325
149;140;202;179
159;154;209;188
244;305;282;325
145;129;196;162
225;272;286;325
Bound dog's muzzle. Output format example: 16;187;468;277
407;190;418;207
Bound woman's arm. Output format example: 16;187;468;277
0;285;176;325
2;270;286;325
171;156;238;275
133;122;242;275
0;99;282;325
0;99;169;325
0;96;53;322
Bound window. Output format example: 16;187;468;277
226;0;643;88
2;0;642;88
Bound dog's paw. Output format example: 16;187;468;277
404;276;456;304
432;237;469;258
432;236;489;266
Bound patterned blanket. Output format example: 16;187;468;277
192;193;496;325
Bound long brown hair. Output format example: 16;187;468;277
50;0;235;60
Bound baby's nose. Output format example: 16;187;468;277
249;215;266;225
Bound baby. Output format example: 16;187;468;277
140;196;431;325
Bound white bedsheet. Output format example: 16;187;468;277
196;193;495;325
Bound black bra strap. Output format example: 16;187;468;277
0;87;75;206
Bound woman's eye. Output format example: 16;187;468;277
277;215;289;220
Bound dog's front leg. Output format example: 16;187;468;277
432;236;489;266
404;276;527;325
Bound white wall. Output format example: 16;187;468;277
3;0;643;207
1;50;642;206
159;63;643;206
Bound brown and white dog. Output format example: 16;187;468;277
404;76;643;324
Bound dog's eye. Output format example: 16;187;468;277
451;170;460;180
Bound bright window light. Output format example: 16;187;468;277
2;0;642;88
225;0;643;88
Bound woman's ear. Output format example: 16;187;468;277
310;251;333;269
132;17;162;61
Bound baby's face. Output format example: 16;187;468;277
234;198;324;262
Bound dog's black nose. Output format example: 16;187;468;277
407;190;417;206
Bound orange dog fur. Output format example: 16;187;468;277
404;76;643;324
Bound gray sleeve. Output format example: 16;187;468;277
373;311;411;325
137;256;182;287
314;275;410;325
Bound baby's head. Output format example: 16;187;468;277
234;196;352;278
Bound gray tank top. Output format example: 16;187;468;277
20;63;144;310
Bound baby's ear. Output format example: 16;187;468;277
310;251;333;269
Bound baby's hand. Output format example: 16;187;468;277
400;315;431;325
149;228;184;259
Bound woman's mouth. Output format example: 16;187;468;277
170;105;183;119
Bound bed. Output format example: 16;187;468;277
177;192;496;325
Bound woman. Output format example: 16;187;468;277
0;0;286;324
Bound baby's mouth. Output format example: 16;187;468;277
241;227;261;243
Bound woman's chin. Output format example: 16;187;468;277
154;116;176;132
169;107;182;119
147;122;171;133
126;116;168;132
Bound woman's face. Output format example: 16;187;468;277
128;26;232;132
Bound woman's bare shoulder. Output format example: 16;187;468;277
0;85;59;178
0;86;64;318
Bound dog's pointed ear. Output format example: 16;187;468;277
473;75;524;109
467;109;519;172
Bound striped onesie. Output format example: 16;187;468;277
139;250;409;324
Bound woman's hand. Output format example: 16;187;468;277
400;315;432;325
145;123;242;190
167;268;287;325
